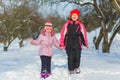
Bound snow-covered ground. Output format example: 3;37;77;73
0;32;120;80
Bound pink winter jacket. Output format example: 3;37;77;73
59;20;88;49
31;30;60;57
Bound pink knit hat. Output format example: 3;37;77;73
44;20;53;28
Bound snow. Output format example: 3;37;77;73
80;0;94;4
0;32;120;80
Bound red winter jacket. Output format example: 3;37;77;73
59;20;88;49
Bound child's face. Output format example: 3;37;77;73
45;26;53;33
71;13;79;21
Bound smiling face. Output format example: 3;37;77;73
71;13;79;21
44;26;53;33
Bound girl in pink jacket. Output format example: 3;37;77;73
29;20;61;79
59;9;89;75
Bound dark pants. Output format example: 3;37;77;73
66;48;81;71
40;56;51;73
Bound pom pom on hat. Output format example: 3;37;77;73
70;9;80;18
44;20;53;28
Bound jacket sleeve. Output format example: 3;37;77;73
31;34;42;46
59;22;67;47
80;22;88;46
53;35;60;48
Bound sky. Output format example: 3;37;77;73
0;0;94;18
38;1;94;19
38;2;76;18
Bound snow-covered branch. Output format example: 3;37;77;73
59;0;94;6
74;1;94;6
112;17;120;32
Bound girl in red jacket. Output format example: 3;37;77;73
59;9;89;74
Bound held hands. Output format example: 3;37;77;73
59;46;64;50
29;38;33;43
59;45;65;50
86;45;89;48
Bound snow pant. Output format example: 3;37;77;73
40;56;51;73
66;48;81;71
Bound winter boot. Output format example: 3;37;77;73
69;71;74;75
40;70;48;79
46;73;51;78
74;68;81;74
40;73;46;79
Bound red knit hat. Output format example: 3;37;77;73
70;9;80;18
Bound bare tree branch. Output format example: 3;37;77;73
59;0;94;6
109;25;120;47
107;11;117;31
110;0;120;15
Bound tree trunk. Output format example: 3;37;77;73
3;46;8;51
101;21;109;53
3;38;16;51
108;25;120;52
102;36;109;53
94;28;103;49
19;39;24;48
102;29;109;53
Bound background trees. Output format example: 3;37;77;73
91;0;120;53
40;0;120;53
0;0;120;53
0;0;66;51
0;0;42;51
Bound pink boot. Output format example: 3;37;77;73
40;73;46;79
40;73;51;79
46;73;51;77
